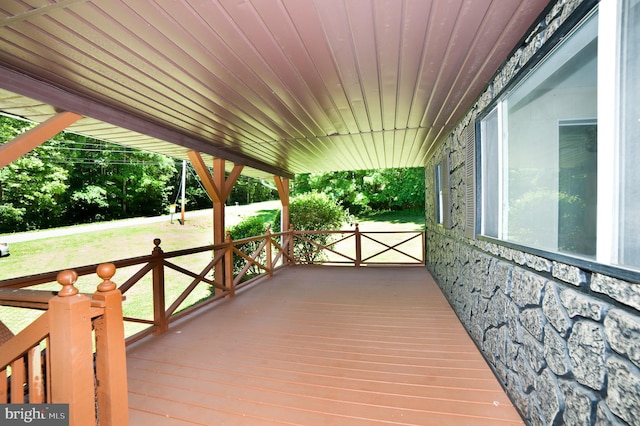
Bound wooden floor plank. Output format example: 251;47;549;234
127;266;523;425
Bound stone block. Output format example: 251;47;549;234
606;356;640;425
568;320;607;391
595;401;626;426
485;291;508;329
604;309;640;369
483;326;507;364
535;368;562;425
495;260;513;296
515;346;538;393
524;253;553;273
560;288;609;321
542;283;571;336
521;308;546;342
544;324;571;377
522;330;546;373
591;273;640;311
552;262;587;286
504;373;529;420
512;268;546;308
559;380;597;426
507;301;522;343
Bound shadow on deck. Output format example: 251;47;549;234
126;265;523;425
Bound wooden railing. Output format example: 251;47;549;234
0;263;128;426
0;227;423;424
290;224;425;266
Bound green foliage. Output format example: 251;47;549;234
0;155;69;230
228;213;278;280
275;191;351;263
0;204;25;233
228;176;278;206
289;191;350;231
69;185;109;223
0;115;179;230
293;167;425;215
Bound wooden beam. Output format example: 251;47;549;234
187;151;221;203
0;111;82;168
224;164;244;201
0;66;295;178
274;176;290;232
274;176;290;207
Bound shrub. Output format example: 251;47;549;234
275;192;351;263
228;214;277;280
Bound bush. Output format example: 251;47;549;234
276;192;351;263
228;214;277;280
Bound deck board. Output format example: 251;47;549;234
126;266;523;425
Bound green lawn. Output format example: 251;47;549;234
0;206;424;337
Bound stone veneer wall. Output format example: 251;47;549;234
425;1;640;425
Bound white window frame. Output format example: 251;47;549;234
478;3;637;269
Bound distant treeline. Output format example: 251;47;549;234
0;116;424;232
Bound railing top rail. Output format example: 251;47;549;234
0;228;425;290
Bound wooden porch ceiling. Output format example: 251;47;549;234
126;266;523;425
0;0;550;178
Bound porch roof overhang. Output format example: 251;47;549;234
0;0;550;178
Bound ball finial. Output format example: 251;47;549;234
96;263;117;292
56;269;79;297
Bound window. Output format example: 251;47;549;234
478;2;640;271
435;156;450;228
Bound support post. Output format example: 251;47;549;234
224;231;234;296
152;239;168;335
213;158;226;296
266;226;273;276
274;176;290;234
289;225;296;265
48;270;95;426
92;263;129;426
355;223;362;267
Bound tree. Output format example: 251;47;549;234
0;155;69;231
0;115;179;229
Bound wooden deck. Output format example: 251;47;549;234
126;266;523;425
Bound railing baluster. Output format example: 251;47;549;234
225;231;234;296
151;238;168;335
27;347;44;403
10;358;25;403
266;226;273;276
355;224;362;267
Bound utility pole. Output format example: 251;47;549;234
180;160;186;225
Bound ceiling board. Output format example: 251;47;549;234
0;0;551;178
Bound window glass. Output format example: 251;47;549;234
435;163;443;224
480;12;598;258
481;108;500;238
619;0;640;267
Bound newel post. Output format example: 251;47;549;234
93;263;129;426
225;231;234;296
152;238;168;335
48;270;95;425
355;223;362;267
266;226;273;276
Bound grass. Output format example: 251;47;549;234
0;205;424;337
